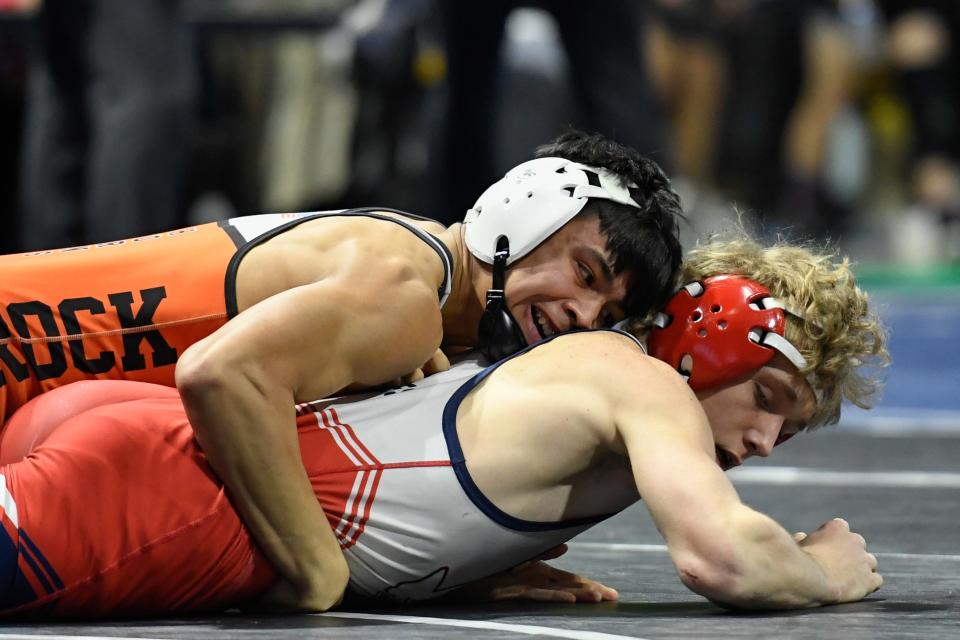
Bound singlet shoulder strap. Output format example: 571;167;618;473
441;327;641;533
223;207;454;317
345;208;453;308
462;327;646;387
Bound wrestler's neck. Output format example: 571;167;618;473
435;223;489;348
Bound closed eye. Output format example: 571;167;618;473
577;261;595;286
754;382;772;411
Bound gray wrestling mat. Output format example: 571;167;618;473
3;429;958;640
3;292;959;639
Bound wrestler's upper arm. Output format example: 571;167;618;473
177;260;444;404
607;353;757;583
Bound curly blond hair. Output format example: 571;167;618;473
668;230;889;427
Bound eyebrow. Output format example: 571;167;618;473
583;247;627;321
772;375;815;427
584;247;615;283
780;379;799;404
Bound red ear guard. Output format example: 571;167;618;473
648;275;800;390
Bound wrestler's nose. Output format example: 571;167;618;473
744;414;783;458
563;295;605;330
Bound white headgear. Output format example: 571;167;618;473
463;157;641;264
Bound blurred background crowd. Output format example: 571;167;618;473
1;0;958;271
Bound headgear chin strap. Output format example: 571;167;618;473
477;236;528;362
647;275;810;390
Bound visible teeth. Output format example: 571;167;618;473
532;306;554;339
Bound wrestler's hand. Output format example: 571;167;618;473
795;518;882;604
339;349;452;394
453;546;618;604
399;348;451;384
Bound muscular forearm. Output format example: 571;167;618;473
177;367;348;611
171;273;444;609
661;490;881;612
675;508;839;610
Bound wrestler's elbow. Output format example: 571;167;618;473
311;557;350;612
672;543;751;608
175;343;252;423
175;342;226;400
669;513;778;609
291;546;351;612
672;513;803;610
259;556;350;613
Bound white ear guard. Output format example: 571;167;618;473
463;157;641;265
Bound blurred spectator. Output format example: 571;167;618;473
878;0;960;259
8;0;953;263
0;0;34;252
438;0;669;226
778;0;872;239
345;0;445;214
182;0;367;220
646;0;730;189
649;0;876;241
18;0;197;250
0;0;39;12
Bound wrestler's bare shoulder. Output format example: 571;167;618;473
235;211;449;311
460;331;688;518
468;331;688;437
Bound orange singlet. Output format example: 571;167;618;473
0;209;452;425
0;223;233;423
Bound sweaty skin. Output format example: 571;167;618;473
458;331;881;609
176;212;635;611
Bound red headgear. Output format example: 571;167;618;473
647;275;808;390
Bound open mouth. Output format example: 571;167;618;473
531;305;557;340
715;446;736;471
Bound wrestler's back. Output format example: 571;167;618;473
296;331;642;601
0;210;450;423
455;331;643;521
232;211;447;312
